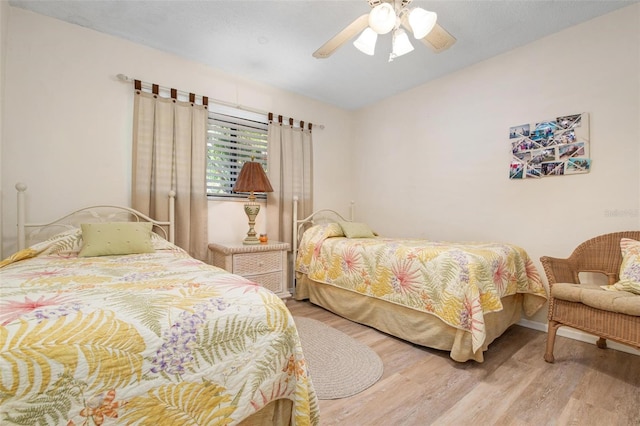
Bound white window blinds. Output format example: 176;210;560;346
206;105;269;198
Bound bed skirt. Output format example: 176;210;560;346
238;399;293;426
295;273;524;362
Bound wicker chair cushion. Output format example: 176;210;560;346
552;283;640;316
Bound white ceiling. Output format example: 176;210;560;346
9;0;639;110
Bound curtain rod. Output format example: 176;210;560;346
116;74;325;130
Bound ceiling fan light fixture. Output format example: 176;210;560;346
353;27;378;55
312;1;455;60
389;28;414;62
368;2;396;34
408;7;437;39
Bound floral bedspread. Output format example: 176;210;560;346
1;230;319;426
296;224;547;353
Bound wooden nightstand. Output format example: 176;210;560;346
208;241;291;299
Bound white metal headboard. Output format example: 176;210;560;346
292;196;354;290
16;182;176;250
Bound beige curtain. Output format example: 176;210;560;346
266;121;313;247
132;91;208;260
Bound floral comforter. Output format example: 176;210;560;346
1;230;318;426
296;224;547;353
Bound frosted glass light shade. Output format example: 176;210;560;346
409;8;437;39
391;28;414;58
353;28;378;55
368;3;396;34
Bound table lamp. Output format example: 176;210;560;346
232;160;274;245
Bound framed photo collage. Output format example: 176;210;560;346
509;112;590;179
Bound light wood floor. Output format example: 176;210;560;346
285;299;640;426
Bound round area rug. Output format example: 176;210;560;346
294;316;383;400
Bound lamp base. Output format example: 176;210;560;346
243;202;261;245
243;235;261;245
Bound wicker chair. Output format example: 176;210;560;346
540;231;640;363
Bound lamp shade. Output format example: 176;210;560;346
389;28;414;61
368;2;396;34
408;8;437;39
233;161;274;194
353;27;378;55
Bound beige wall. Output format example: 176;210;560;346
1;7;354;255
0;0;8;259
353;4;640;340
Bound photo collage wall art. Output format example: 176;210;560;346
509;112;590;179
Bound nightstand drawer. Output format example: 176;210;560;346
208;241;291;299
245;271;283;294
233;251;281;275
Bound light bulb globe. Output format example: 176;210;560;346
353;27;378;55
369;3;396;34
409;8;437;39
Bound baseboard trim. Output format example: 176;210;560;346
517;318;640;356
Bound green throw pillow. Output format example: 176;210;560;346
338;221;375;238
79;222;155;257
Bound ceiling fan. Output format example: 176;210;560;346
313;0;456;61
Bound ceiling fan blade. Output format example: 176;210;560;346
313;14;369;58
420;23;456;53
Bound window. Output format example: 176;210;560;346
207;105;269;199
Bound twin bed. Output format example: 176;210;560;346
1;185;318;426
292;201;548;362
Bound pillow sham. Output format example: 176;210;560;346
602;238;640;295
299;223;344;243
39;228;84;254
322;222;346;238
150;232;177;250
338;221;375;238
79;222;155;257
